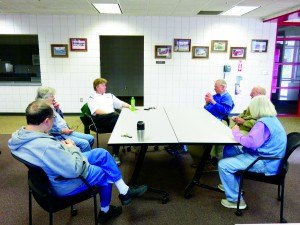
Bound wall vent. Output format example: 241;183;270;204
197;11;223;15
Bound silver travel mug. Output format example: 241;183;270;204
137;121;145;142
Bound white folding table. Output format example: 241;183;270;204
165;107;238;198
108;107;238;202
108;107;178;203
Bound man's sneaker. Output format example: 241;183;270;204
221;199;247;209
218;184;225;192
119;185;148;205
113;154;121;166
98;205;122;224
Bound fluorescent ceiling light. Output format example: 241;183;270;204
220;6;260;16
92;3;122;14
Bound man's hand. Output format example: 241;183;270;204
232;117;245;124
204;92;216;104
63;138;75;148
61;128;74;135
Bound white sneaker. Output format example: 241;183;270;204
221;199;247;209
218;184;225;192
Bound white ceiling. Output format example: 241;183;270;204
0;0;299;21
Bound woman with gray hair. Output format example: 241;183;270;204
218;95;287;209
36;86;94;152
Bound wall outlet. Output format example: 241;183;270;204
80;98;83;102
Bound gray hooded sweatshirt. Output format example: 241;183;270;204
8;127;89;196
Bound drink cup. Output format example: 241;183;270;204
137;121;145;142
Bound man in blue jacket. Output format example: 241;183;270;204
204;79;235;120
203;79;235;168
8;100;147;224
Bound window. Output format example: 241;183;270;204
0;35;41;85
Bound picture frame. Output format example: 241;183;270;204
174;39;191;52
251;39;268;52
230;47;247;59
211;40;228;52
70;38;88;51
155;45;172;59
51;44;68;57
192;46;209;59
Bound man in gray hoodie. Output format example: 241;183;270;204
8;100;147;224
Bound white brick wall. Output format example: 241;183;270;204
0;14;276;113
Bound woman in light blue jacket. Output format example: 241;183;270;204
218;95;287;209
36;86;94;152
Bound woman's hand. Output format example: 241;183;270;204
52;98;60;110
61;128;74;135
232;124;240;131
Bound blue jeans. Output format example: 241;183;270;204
67;148;122;207
60;131;94;152
218;145;265;202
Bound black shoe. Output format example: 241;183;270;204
118;185;148;205
98;205;122;224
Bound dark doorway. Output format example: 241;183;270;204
100;36;144;106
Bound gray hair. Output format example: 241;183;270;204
36;87;56;100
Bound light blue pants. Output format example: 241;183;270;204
218;145;265;202
67;148;122;207
60;131;94;152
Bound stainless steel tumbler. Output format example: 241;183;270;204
137;121;145;142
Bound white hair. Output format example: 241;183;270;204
36;86;56;100
249;95;277;119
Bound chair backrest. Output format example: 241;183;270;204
11;153;54;208
80;103;91;117
279;132;300;174
80;103;93;133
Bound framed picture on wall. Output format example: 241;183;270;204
174;39;191;52
70;38;88;51
230;47;247;59
51;44;68;57
251;39;268;52
211;40;228;52
155;45;172;59
192;46;209;58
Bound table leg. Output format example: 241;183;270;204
184;144;221;198
129;145;148;186
128;145;170;204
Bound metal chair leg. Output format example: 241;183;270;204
279;182;287;223
49;212;53;225
93;194;98;225
96;132;99;148
29;189;32;225
235;176;244;216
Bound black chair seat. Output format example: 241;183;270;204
241;171;283;185
31;183;98;213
